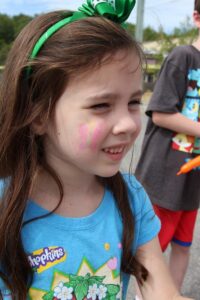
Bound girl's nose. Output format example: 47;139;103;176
112;114;141;136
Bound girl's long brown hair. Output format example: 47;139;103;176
0;12;147;299
195;0;200;12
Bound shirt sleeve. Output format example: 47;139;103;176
134;190;161;249
123;174;161;252
147;47;188;116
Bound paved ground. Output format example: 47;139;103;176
121;102;200;299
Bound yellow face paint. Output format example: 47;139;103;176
79;121;103;150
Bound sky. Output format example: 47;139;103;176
0;0;195;33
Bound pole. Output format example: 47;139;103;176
135;0;145;43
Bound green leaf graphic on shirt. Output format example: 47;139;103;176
42;291;54;300
107;284;120;295
64;281;77;289
42;272;120;300
108;295;118;300
89;275;105;283
74;281;88;300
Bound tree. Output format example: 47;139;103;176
143;26;159;41
0;13;33;65
0;14;15;44
159;16;198;57
0;40;11;65
125;22;135;37
172;16;197;43
13;14;33;38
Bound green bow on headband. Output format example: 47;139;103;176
79;0;136;23
29;0;136;60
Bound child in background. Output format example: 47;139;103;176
135;0;200;294
0;0;193;299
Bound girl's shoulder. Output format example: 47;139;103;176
122;173;153;218
122;173;161;250
122;173;143;193
122;173;145;195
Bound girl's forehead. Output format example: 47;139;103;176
69;49;141;83
58;50;142;104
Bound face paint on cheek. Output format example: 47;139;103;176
79;121;104;151
90;124;104;150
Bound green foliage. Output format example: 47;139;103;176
159;16;198;56
0;14;15;44
0;12;199;67
0;13;33;66
0;39;11;64
159;35;179;56
125;22;135;36
172;16;195;36
143;26;160;41
13;14;33;38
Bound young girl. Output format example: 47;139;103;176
0;0;193;299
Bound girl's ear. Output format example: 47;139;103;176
193;10;200;28
31;116;47;135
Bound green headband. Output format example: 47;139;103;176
30;0;136;60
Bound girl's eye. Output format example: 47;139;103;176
128;99;141;110
90;103;110;111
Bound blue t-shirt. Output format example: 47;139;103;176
0;175;160;299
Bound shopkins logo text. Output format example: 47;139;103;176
28;246;66;273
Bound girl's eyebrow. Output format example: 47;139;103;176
130;90;143;98
86;90;143;102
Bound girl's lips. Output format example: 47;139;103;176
102;146;126;161
103;146;124;154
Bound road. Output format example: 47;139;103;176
121;103;200;299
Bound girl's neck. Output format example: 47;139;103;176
30;167;104;218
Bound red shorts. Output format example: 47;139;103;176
153;205;198;251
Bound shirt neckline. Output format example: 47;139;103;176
24;188;114;231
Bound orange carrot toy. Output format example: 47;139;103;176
177;155;200;175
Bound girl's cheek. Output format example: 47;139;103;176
90;124;104;150
79;124;88;150
78;121;105;151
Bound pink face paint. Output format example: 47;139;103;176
79;121;104;151
90;125;103;150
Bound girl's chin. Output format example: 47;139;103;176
96;168;120;178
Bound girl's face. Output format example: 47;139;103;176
44;50;142;178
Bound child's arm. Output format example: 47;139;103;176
136;237;194;300
152;111;200;138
